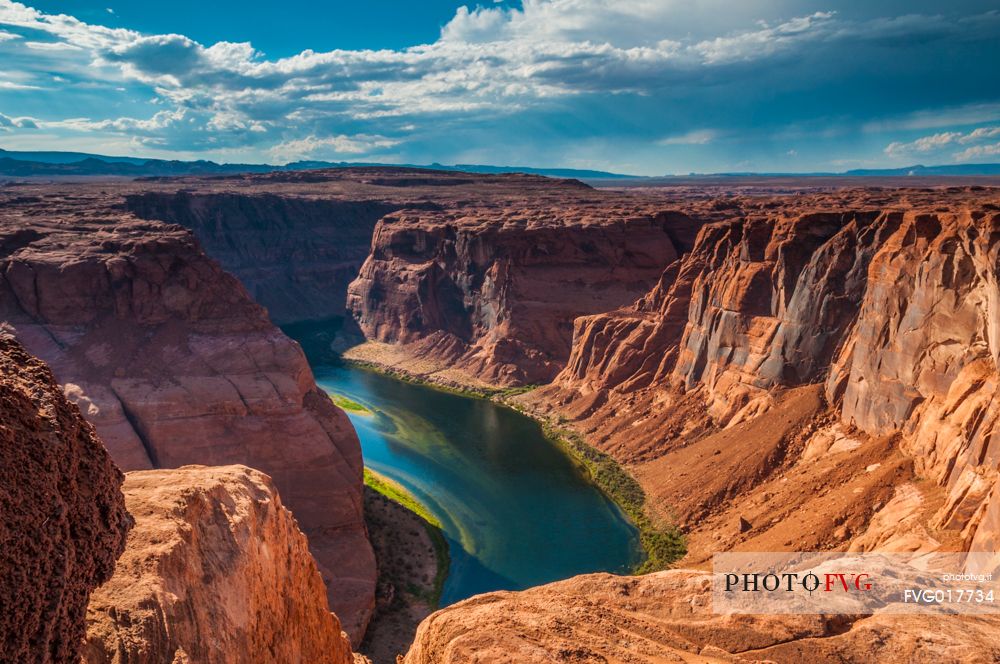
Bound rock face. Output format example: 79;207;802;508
83;465;361;664
120;168;604;333
0;334;132;663
347;208;701;385
526;187;1000;561
0;193;375;642
124;192;407;324
119;168;701;386
404;570;1000;664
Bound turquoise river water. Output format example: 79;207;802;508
287;323;641;606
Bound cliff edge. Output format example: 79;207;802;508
84;465;366;664
0;334;132;663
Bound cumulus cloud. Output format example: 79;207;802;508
954;142;1000;161
267;134;401;162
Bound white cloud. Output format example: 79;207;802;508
0;112;37;129
0;0;998;162
267;134;401;162
954;142;1000;161
0;80;40;89
885;126;1000;157
658;129;718;145
25;40;83;50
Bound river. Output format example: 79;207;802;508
286;321;641;606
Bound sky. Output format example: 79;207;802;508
0;0;998;175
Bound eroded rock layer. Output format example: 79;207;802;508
404;570;1000;664
120;168;617;333
0;334;131;664
347;208;703;385
83;465;361;664
124;191;409;324
0;195;374;641
524;187;1000;562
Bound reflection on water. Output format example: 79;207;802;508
287;319;641;605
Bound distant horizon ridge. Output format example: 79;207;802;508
0;147;998;179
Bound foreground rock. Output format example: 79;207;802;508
0;197;375;641
0;334;131;663
404;570;1000;664
84;465;365;664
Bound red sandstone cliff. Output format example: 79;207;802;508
0;194;375;642
347;207;701;385
524;187;1000;562
120;169;602;332
0;334;132;663
84;465;366;664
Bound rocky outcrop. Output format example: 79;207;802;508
404;570;1000;663
83;465;364;664
525;188;1000;559
0;196;375;642
0;334;131;663
347;208;702;385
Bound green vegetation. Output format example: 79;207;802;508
538;422;686;574
364;468;450;605
364;467;440;527
330;393;371;414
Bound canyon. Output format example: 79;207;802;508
520;187;1000;567
117;169;703;385
0;187;374;642
4;169;1000;662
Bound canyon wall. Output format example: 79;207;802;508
84;465;364;664
0;334;132;663
526;188;1000;561
0;195;375;642
347;208;702;385
124;191;409;324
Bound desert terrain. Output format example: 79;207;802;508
3;169;1000;662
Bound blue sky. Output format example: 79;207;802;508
0;0;998;175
